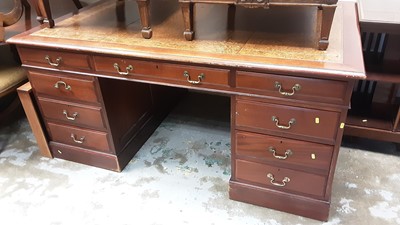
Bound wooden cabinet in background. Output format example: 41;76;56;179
344;0;400;146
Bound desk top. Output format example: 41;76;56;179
8;0;365;79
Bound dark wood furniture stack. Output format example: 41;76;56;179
178;0;338;50
8;0;365;221
344;0;400;146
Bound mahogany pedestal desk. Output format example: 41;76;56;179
8;0;365;221
344;0;400;146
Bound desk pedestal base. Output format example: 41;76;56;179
229;180;330;221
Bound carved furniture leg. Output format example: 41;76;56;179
39;0;54;27
136;0;152;39
72;0;83;9
317;5;336;50
30;0;82;28
227;4;236;31
180;1;194;41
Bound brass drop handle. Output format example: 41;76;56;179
183;71;204;84
267;173;290;187
54;81;71;90
271;116;296;130
274;82;301;96
71;134;85;144
113;63;133;75
45;55;62;67
63;110;78;121
268;147;292;160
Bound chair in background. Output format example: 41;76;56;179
0;0;30;125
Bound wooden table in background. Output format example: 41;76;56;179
178;0;338;50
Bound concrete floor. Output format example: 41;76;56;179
1;92;399;225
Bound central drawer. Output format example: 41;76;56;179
235;99;341;143
235;131;333;174
47;122;111;153
93;56;230;88
235;159;327;198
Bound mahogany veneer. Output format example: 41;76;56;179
8;0;364;221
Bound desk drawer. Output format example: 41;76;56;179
235;131;333;174
29;72;100;104
235;159;327;198
47;122;111;153
236;71;348;105
18;47;91;71
49;142;119;171
38;97;105;130
93;56;230;88
235;99;340;142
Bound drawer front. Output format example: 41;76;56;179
236;71;348;105
235;131;333;174
18;47;91;71
38;97;105;129
29;72;99;104
93;56;230;88
235;100;340;142
235;159;327;197
49;142;119;171
47;122;111;153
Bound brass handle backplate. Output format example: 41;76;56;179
271;116;296;130
63;110;78;121
274;82;301;96
267;173;290;187
71;134;85;144
268;147;292;160
114;63;133;75
183;71;204;84
54;81;71;90
45;55;62;67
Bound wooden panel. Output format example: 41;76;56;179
235;159;327;198
38;97;106;130
236;71;349;105
235;99;341;144
17;82;52;158
49;142;120;172
229;181;330;221
18;47;92;71
29;71;99;104
235;131;333;174
93;56;230;88
47;122;111;153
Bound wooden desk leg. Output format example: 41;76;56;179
136;0;152;39
180;1;194;41
39;0;54;27
317;5;336;50
227;4;236;31
17;82;52;158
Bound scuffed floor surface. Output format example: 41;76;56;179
1;93;399;225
